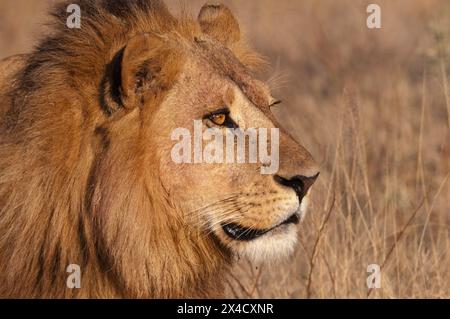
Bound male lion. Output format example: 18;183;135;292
0;0;319;298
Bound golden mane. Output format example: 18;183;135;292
0;0;264;298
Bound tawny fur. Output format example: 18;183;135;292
0;0;318;298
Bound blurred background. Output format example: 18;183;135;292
1;0;449;298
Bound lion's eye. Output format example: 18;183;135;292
210;113;227;126
204;108;238;128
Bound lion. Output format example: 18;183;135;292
0;0;319;298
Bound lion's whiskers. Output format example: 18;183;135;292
187;194;241;215
183;193;259;239
201;205;255;238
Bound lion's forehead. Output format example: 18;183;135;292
192;39;271;111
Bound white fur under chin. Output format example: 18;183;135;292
238;196;310;263
237;226;299;263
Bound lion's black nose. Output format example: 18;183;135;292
274;173;319;201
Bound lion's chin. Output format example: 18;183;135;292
232;196;311;262
234;224;299;263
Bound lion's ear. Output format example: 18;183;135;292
198;3;241;46
120;33;181;110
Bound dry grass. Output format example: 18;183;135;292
1;0;449;298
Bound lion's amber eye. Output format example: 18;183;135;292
204;108;238;128
210;113;227;126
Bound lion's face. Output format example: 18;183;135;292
147;56;319;261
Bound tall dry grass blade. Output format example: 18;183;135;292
249;265;263;297
367;198;425;298
225;278;241;299
417;174;450;253
306;195;335;299
228;271;252;298
320;251;337;299
416;70;429;210
439;50;450;131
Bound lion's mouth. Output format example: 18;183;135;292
221;213;300;241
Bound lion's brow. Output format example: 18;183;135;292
196;41;270;110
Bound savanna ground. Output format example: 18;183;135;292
0;0;449;298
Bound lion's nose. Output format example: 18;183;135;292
274;173;319;201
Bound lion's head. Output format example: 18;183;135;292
0;0;318;298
